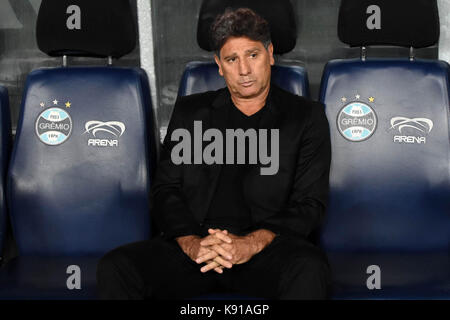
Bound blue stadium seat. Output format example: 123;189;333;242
178;61;309;97
0;0;156;299
179;0;309;98
319;0;450;299
0;86;12;261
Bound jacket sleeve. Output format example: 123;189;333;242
151;98;203;240
253;101;331;239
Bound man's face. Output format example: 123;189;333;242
214;36;274;100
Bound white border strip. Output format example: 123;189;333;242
438;0;450;62
137;0;159;130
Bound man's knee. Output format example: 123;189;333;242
97;248;126;288
280;247;331;299
290;249;330;276
97;248;123;282
96;246;145;299
97;238;168;281
301;253;330;280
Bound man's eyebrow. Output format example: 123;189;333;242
245;48;261;53
223;53;237;60
223;48;262;60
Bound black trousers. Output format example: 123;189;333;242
96;235;331;300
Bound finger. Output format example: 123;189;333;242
197;247;211;258
196;250;218;264
213;265;224;274
213;256;233;269
208;228;231;240
213;231;232;244
218;243;233;252
200;236;224;247
201;261;220;273
206;261;224;274
208;228;223;236
206;229;232;243
211;244;233;260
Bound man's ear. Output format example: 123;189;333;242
268;43;275;66
214;54;224;76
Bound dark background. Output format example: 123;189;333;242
0;0;140;134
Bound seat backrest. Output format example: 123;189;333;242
179;0;310;98
178;62;309;97
7;0;156;256
0;86;11;257
319;0;450;252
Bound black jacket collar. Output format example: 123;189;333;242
211;84;281;113
210;84;282;130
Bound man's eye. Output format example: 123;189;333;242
250;53;258;58
227;58;236;62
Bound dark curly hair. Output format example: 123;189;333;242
210;8;271;57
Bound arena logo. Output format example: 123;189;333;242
337;101;377;142
170;121;279;176
35;108;73;146
83;121;126;147
389;116;433;145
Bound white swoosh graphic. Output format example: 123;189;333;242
84;121;126;137
390;117;433;134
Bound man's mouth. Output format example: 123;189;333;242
240;80;254;87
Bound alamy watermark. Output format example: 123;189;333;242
366;265;381;290
170;121;279;175
66;265;81;290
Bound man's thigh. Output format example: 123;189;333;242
226;235;331;299
99;237;219;299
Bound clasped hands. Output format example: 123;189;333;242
176;228;258;274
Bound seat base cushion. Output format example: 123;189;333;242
0;256;101;299
326;252;450;299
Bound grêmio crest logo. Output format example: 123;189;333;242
337;101;377;142
36;107;73;146
83;121;126;147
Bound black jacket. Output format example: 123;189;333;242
152;84;331;240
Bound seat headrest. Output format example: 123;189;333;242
197;0;297;54
36;0;136;58
338;0;440;48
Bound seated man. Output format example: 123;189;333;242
97;8;331;300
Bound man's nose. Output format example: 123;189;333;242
238;59;251;76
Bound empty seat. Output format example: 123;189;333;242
319;0;450;299
178;0;310;97
0;0;156;299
